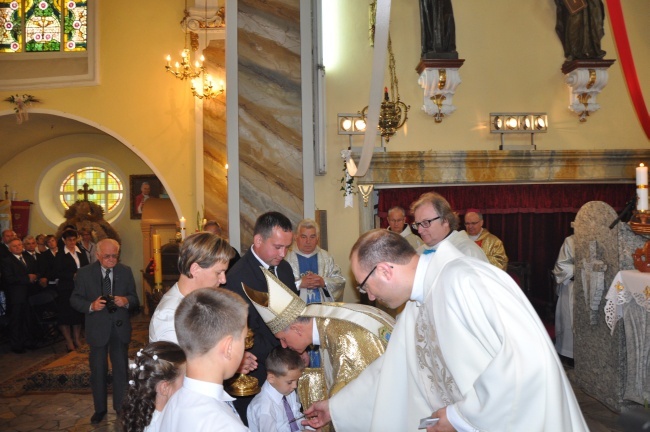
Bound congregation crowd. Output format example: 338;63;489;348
1;191;586;432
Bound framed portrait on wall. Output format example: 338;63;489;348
130;175;165;219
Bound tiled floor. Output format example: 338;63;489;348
0;323;626;432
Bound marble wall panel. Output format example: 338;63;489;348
237;0;303;248
204;40;229;235
358;150;650;186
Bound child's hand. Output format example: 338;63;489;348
237;351;258;374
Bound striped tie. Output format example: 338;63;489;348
103;268;112;295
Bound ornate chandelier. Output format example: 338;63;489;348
360;36;409;142
164;1;223;100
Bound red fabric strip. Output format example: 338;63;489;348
605;0;650;140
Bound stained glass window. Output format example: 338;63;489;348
0;0;87;53
60;166;123;214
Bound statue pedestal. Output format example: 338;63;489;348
416;59;465;122
561;59;615;122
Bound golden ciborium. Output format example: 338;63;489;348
226;329;260;396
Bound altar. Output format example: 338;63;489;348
605;270;650;405
572;201;649;412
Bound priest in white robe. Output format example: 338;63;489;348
410;192;488;263
304;229;588;432
553;234;575;359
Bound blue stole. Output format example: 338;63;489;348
296;253;322;367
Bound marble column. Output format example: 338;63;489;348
237;0;304;248
204;40;229;234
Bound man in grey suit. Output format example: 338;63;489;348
71;239;139;425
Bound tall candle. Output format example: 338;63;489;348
180;217;186;240
152;234;163;289
637;163;648;211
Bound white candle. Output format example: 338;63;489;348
180;217;186;240
637;164;648;211
636;163;648;185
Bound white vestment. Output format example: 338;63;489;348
330;241;587;432
417;230;489;264
553;235;575;358
389;225;423;250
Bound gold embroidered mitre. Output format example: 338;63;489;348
242;268;307;334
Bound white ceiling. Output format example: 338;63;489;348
0;113;106;167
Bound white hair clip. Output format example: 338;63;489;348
129;380;135;386
139;365;145;370
136;349;143;357
129;363;137;369
152;355;158;361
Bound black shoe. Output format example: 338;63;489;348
90;411;106;424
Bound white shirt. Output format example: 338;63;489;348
149;283;184;344
247;380;303;432
159;377;248;432
143;409;162;432
64;245;82;268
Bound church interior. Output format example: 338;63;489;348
0;0;649;430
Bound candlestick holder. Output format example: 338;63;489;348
628;210;650;235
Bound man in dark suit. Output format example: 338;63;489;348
70;238;139;425
0;238;38;353
225;211;297;424
0;229;17;259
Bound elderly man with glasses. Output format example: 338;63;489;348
464;210;508;271
409;192;488;263
385;206;422;250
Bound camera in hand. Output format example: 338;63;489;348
101;295;118;313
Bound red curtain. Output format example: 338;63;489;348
378;183;634;314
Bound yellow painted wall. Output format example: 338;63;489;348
6;0;199;228
316;0;650;301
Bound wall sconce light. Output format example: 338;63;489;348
490;112;548;150
338;113;367;135
337;112;385;153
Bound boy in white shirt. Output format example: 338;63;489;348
159;288;250;432
247;347;305;432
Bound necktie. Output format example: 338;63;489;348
19;255;27;267
103;268;112;295
268;265;277;276
225;401;239;416
282;396;299;432
422;248;436;255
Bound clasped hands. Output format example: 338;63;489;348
299;272;325;289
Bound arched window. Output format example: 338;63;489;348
59;166;123;216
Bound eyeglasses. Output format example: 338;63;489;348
388;218;404;224
101;254;119;259
411;216;441;230
356;265;377;294
464;221;480;226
